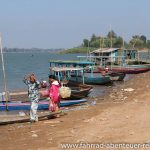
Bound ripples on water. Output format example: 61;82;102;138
0;53;83;91
0;52;136;100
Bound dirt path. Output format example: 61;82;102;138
0;72;150;150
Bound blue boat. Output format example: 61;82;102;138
49;60;112;85
69;73;111;85
0;99;87;111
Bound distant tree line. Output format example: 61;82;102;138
3;47;64;53
82;30;150;50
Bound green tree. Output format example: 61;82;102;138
146;40;150;49
113;37;123;48
90;39;100;48
107;30;117;38
140;35;147;44
90;34;97;42
83;39;89;47
130;36;144;49
132;35;140;39
102;38;111;48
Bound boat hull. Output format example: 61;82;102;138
99;65;150;74
9;81;93;101
70;75;111;85
64;81;93;99
0;99;87;111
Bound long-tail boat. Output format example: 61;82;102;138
98;65;150;74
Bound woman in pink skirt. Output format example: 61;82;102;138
49;75;61;113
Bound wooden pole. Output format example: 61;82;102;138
148;49;150;61
82;70;85;84
0;34;8;111
110;25;113;69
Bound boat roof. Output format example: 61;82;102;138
50;67;84;72
91;48;138;54
49;60;95;65
91;48;120;53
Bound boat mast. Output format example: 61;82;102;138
99;37;102;66
0;34;8;111
110;25;113;69
122;36;125;65
86;41;90;61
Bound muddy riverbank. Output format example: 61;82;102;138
0;72;149;150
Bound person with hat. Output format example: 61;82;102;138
48;75;61;115
23;73;40;122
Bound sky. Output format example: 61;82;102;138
0;0;149;49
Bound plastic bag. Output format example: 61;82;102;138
59;86;71;98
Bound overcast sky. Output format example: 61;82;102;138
0;0;149;49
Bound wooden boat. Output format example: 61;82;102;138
75;65;126;81
69;73;111;85
8;80;92;101
64;81;93;99
0;99;87;111
98;65;150;74
49;61;112;85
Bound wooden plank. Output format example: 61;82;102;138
9;91;27;96
0;111;61;125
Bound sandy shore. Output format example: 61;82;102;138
0;72;150;150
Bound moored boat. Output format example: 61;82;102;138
64;81;93;99
49;60;112;85
69;73;112;85
98;65;150;74
7;80;92;101
0;99;87;111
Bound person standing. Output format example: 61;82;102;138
48;75;61;114
23;73;40;122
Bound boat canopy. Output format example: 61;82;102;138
50;67;84;72
50;66;85;84
49;60;95;66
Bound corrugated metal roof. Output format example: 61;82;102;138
91;48;120;53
